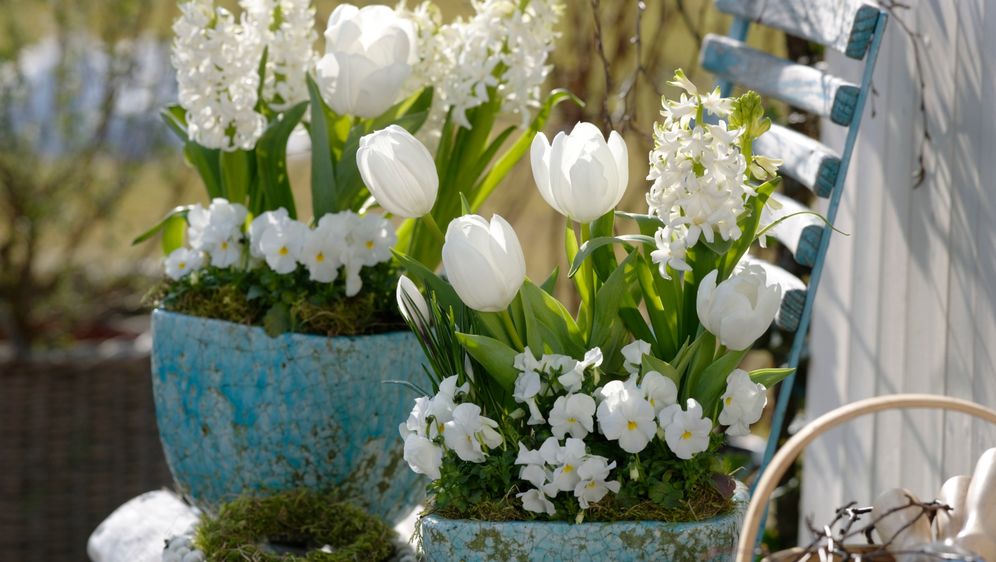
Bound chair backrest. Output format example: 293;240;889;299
697;0;888;494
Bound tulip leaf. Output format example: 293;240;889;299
471;88;583;210
590;252;638;359
615;211;665;235
619;307;656;350
569;234;655;277
391;250;462;313
334;122;368;211
540;266;559;294
590;210;618;282
369;86;434;134
307;75;337;218
220;149;253;206
455;332;519;392
641;354;681;386
748;367;795;388
254;100;307;218
161;213;187;255
688;348;749;415
635;254;676;358
519;279;585;357
132;205;192;246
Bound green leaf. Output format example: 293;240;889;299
255;100;307;218
690;348;749;415
641;354;681;386
619;307;656;348
161;213;187;255
569;234;654;277
391;250;462;313
540;266;559;294
471;89;583;210
162;107;225;199
334;122;368;211
455;333;519;391
749;367;795;388
590;252;639;356
220;149;253;205
635;255;676;358
132;205;191;246
307;75;337;217
369;86;434;133
615;211;665;236
519;279;585;357
590;210;618;282
754;210;849;241
262;302;292;337
722;177;780;276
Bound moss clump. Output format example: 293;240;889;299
194;489;395;561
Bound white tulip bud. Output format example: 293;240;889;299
530;122;629;223
396;274;431;331
357;125;439;218
315;4;416;118
441;214;526;312
696;265;781;351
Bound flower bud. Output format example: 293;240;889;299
396;274;431;331
357;125;438;218
695;265;781;351
441;214;526;312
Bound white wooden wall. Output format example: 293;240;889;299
801;0;996;531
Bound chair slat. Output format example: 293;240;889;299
713;0;881;59
701;35;860;126
743;256;806;333
761;193;824;267
753;124;841;198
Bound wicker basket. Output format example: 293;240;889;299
736;394;996;562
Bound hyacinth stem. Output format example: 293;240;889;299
499;309;524;351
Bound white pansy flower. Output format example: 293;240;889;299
512;370;545;425
696;265;781;351
258;218;307;274
595;381;657;454
428;375;468;426
557;347;602;393
248;208;290;259
207;237;243;268
402;434;443;480
659;399;712;460
300;216;346;283
640;371;678;416
339;212;396;296
517;488;556;516
573;456;621;509
620;340;652;375
164;247;204;280
718;369;767;436
187;198;248;251
399;396;433;439
442;403;503;463
548;393;596;440
545;438;587;495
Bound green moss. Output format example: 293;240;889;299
193;489;395;562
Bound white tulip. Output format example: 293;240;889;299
659;399;712;460
357;125;439;218
315;4;416;118
530;122;629;223
696;265;781;351
396;275;431;331
164;248;204;280
718;369;767;436
441;214;526;312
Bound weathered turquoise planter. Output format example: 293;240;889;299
419;483;748;561
150;309;425;524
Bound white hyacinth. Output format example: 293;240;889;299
172;0;267;151
243;0;317;111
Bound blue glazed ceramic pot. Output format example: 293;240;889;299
150;309;425;523
419;482;748;561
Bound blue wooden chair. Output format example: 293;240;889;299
698;0;889;530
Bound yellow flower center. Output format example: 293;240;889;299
279;246;289;256
627;421;638;431
567;417;577;424
365;240;375;250
681;430;693;440
178;262;186;269
586;481;598;489
220;241;229;250
563;464;574;473
315;252;325;263
725;397;733;406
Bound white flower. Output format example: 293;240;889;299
659;399;712;460
545;438;587;495
428;375;468;426
718;369;767;436
164;247;204;280
442;403;503;463
300;215;348;283
245;0;316;111
640;371;678;415
315;4;416;118
171;0;266;150
557;348;602;393
517;488;556;516
595;381;657;454
248;208;290;259
696;265;781;350
620;339;652;375
573;456;621;509
512;370;545;425
340;212;396;296
402;434;443;480
258;217;307;274
206;237;243;268
187;198;248;251
530;122;629;223
650;225;691;280
441;214;526;312
399;396;433;439
397;274;431;332
548;393;596;440
357;125;439;218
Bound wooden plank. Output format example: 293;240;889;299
743;256;806;333
754;123;841;198
761;193;825;267
701;35;861;126
713;0;881;59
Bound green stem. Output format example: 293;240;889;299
421;213;446;245
695;99;704;127
579;222;596;332
499;309;524;351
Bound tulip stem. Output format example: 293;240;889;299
499;309;524;351
420;214;445;244
579;222;596;327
